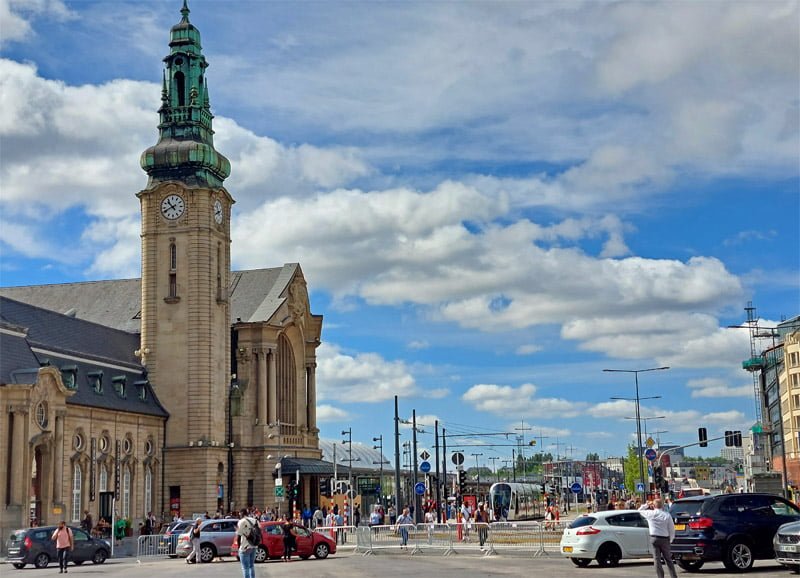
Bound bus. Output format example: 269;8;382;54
488;482;543;521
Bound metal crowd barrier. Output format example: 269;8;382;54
354;521;561;557
136;534;170;561
312;525;358;552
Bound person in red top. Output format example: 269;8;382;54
51;521;74;573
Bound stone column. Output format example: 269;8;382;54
53;410;66;504
256;350;267;426
267;349;277;424
306;363;317;432
10;408;28;504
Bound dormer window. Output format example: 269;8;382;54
134;380;149;401
112;375;127;398
88;371;103;394
60;364;78;389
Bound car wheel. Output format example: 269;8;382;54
92;549;108;564
314;542;330;559
12;563;25;569
34;553;50;569
570;557;591;567
723;540;754;572
677;560;704;572
254;546;268;563
595;543;621;568
199;544;216;563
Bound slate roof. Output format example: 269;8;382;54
0;297;168;418
319;439;393;473
0;265;300;333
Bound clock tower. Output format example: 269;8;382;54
138;1;233;514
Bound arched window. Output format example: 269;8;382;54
175;72;185;106
276;334;296;434
99;465;108;492
169;242;177;298
144;468;152;517
122;467;131;519
72;464;82;522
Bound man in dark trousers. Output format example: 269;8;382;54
639;498;677;578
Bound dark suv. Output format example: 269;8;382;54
5;526;110;569
670;493;800;572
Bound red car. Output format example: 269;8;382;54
231;521;336;562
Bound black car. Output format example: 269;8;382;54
5;526;110;569
670;493;800;572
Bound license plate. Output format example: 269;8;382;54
780;544;798;552
562;546;573;553
674;524;686;531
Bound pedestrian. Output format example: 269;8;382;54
639;499;678;578
475;503;490;550
81;510;93;534
282;521;296;561
388;504;396;525
51;520;74;574
424;507;436;544
395;507;413;549
312;506;323;529
186;518;202;564
354;504;361;527
460;501;471;541
302;504;312;528
335;510;345;544
370;506;381;526
236;508;258;578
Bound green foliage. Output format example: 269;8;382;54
623;443;643;492
586;452;600;461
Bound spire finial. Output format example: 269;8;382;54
180;0;190;22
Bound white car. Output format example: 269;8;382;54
560;510;652;568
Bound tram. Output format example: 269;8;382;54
488;482;543;521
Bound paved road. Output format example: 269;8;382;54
7;552;797;577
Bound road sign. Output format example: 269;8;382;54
275;477;283;486
571;482;582;494
414;482;426;496
420;461;431;473
419;449;431;461
636;482;645;492
452;452;465;466
644;448;657;461
275;486;284;497
646;437;655;448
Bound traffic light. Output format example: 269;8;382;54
698;427;708;447
653;466;664;488
319;477;331;497
733;431;743;447
458;470;466;495
725;430;733;447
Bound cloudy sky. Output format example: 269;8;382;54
1;0;798;468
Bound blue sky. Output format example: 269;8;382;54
1;0;798;467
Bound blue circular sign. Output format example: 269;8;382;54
571;482;582;494
414;482;426;496
420;461;431;473
644;448;657;461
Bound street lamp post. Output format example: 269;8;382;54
373;435;385;505
342;428;354;523
227;374;239;514
605;366;670;497
471;453;483;500
489;457;500;483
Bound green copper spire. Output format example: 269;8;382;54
140;1;230;189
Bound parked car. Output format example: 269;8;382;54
159;520;192;557
231;521;337;562
774;520;800;573
670;493;800;572
175;518;239;563
559;510;651;568
5;526;110;569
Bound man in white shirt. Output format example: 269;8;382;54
639;499;678;578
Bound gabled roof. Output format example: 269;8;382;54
0;265;303;333
0;297;167;418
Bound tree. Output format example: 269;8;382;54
586;452;600;461
623;443;643;493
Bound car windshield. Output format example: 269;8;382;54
568;516;597;529
670;500;704;517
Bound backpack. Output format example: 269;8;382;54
246;518;261;546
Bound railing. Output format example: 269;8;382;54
312;525;358;552
355;521;569;557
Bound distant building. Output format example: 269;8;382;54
720;447;744;461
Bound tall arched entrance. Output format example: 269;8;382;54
31;447;44;526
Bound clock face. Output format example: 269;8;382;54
213;199;223;224
161;194;185;220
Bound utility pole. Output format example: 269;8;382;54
393;396;401;520
515;420;532;480
488;456;500;483
434;420;441;520
471;453;484;500
373;435;384;505
442;427;448;522
412;410;420;523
